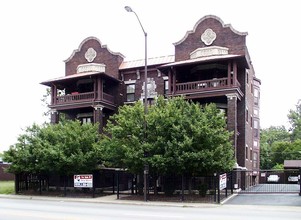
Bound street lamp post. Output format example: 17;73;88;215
125;6;148;202
124;6;148;114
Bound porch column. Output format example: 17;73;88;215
168;69;172;95
233;61;237;86
227;62;232;86
226;94;238;160
172;68;176;95
94;104;104;133
50;109;59;124
51;85;57;105
97;76;103;101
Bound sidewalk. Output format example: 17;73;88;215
0;193;228;208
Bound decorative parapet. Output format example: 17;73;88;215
77;63;106;74
174;15;247;46
64;36;125;63
190;46;229;59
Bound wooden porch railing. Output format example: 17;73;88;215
55;91;114;105
103;93;114;103
175;77;239;94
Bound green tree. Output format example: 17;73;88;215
3;124;43;174
260;124;301;169
288;100;301;141
289;139;301;159
271;141;291;166
99;96;235;176
147;96;234;176
260;144;273;170
260;126;290;169
99;101;146;174
3;120;101;176
260;100;301;169
41;88;51;117
260;126;290;146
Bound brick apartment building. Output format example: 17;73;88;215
41;15;261;187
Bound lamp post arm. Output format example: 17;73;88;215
132;11;147;36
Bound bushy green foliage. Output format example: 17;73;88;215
4;96;236;177
260;101;301;169
260;126;291;169
98;96;235;176
288;101;301;141
3;119;101;175
272;163;284;170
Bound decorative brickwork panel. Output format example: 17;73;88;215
65;37;124;79
174;16;247;62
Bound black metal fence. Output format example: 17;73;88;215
14;170;235;203
106;171;235;203
236;169;301;194
11;168;301;201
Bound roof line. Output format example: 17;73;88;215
64;36;125;63
174;15;248;46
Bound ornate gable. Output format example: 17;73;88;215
64;37;124;79
174;15;248;62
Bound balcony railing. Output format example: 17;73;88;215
175;77;240;94
55;91;114;105
103;93;114;103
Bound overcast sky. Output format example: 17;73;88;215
0;0;300;152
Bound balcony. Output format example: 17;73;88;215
55;91;115;105
175;77;240;95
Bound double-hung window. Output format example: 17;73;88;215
126;84;135;102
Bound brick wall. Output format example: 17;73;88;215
0;164;14;181
65;37;124;79
175;16;246;61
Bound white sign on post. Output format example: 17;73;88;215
74;174;93;188
219;173;227;190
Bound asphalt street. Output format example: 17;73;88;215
0;196;300;220
225;193;301;206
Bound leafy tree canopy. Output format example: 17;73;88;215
3;119;101;175
260;100;301;169
260;126;291;169
260;126;290;146
99;96;235;176
288;101;301;141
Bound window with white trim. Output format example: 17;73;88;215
126;84;135;102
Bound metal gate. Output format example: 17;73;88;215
238;169;300;194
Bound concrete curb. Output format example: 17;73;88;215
0;194;221;208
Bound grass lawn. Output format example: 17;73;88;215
0;181;14;194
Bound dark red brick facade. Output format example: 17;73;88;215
41;15;260;187
174;16;246;61
65;37;123;79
